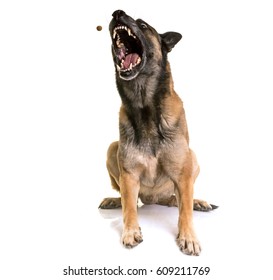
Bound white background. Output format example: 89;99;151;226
1;0;273;279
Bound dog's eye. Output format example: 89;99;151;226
140;23;148;29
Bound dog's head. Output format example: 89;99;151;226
109;10;182;81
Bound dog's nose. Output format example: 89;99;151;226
112;10;126;20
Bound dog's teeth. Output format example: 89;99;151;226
137;57;141;64
116;64;121;71
129;63;133;70
113;25;135;39
113;30;116;39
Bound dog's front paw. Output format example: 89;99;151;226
122;227;143;248
176;232;201;256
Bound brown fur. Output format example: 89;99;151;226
99;10;217;255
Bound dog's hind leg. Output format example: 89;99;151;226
190;149;218;211
99;141;122;209
193;199;218;211
156;195;217;211
99;197;121;209
156;150;216;211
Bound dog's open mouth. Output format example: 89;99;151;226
112;24;144;79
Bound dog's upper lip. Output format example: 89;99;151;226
112;25;136;40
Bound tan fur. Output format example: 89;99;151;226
99;10;216;256
100;94;210;255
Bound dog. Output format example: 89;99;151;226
99;10;217;256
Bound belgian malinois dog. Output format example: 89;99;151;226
99;10;217;256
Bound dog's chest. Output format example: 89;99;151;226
139;155;159;187
122;145;167;187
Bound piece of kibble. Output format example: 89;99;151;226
96;26;102;31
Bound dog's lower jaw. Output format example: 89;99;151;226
122;226;143;248
117;68;140;81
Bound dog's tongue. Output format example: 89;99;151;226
123;53;139;69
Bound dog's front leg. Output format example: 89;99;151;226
120;171;143;248
175;165;201;256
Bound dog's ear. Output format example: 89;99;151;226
160;32;182;52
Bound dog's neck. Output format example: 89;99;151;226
116;61;177;153
116;61;173;110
